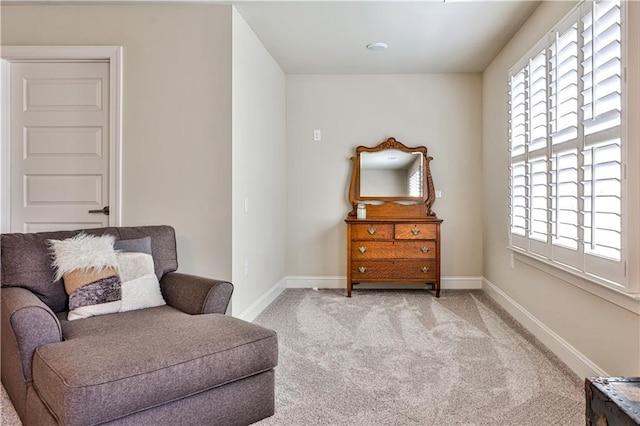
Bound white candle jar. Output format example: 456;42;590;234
357;203;367;219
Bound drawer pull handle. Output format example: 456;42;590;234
358;246;367;253
358;266;368;273
421;246;430;253
411;227;421;235
368;227;377;235
420;267;430;273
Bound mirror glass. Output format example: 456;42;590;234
359;149;424;198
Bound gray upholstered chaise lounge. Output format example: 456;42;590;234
1;225;278;425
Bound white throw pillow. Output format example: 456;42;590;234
116;252;155;282
120;274;166;312
115;252;165;312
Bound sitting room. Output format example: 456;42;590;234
1;0;639;424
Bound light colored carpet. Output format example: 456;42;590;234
253;289;584;425
1;383;21;425
1;289;584;425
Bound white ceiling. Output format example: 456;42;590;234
233;0;542;74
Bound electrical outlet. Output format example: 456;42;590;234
435;190;442;198
313;129;321;141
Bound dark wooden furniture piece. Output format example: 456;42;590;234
345;137;442;297
585;377;640;425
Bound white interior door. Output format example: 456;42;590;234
9;61;110;233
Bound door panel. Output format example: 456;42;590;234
25;175;102;204
24;77;103;111
10;62;110;232
26;126;103;156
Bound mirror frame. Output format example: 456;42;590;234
348;137;436;218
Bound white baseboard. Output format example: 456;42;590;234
482;277;607;378
236;277;287;322
286;275;483;290
442;276;483;289
287;276;345;289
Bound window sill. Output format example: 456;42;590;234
508;247;640;314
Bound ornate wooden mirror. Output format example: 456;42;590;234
348;137;437;218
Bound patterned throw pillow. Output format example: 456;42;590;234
48;233;122;321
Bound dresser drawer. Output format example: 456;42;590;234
352;241;436;259
395;260;438;279
351;241;394;259
351;224;394;240
393;241;436;259
351;261;395;280
352;260;437;281
395;223;437;240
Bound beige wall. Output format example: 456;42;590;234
231;8;286;315
1;5;234;281
482;1;640;375
286;74;483;278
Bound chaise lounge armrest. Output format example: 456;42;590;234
160;272;233;315
1;287;63;383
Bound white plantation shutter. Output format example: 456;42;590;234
509;66;528;248
408;168;422;197
581;0;624;283
529;157;548;243
527;49;551;254
583;138;622;259
529;51;548;153
508;0;627;290
582;1;622;135
551;150;579;249
510;69;527;158
551;149;580;266
549;19;580;268
550;23;579;145
510;160;527;242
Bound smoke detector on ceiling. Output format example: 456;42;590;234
366;42;388;52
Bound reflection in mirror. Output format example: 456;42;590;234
359;149;423;197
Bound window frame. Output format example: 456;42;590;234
507;0;639;300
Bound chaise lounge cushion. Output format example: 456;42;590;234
32;305;278;426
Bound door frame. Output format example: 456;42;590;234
1;45;123;232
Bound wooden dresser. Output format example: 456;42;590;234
345;217;442;297
345;137;441;298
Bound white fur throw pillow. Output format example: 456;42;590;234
49;233;119;281
115;252;165;312
48;233;122;321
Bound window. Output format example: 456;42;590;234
508;0;627;290
408;165;422;197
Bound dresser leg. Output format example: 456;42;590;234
435;282;440;298
347;281;352;297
